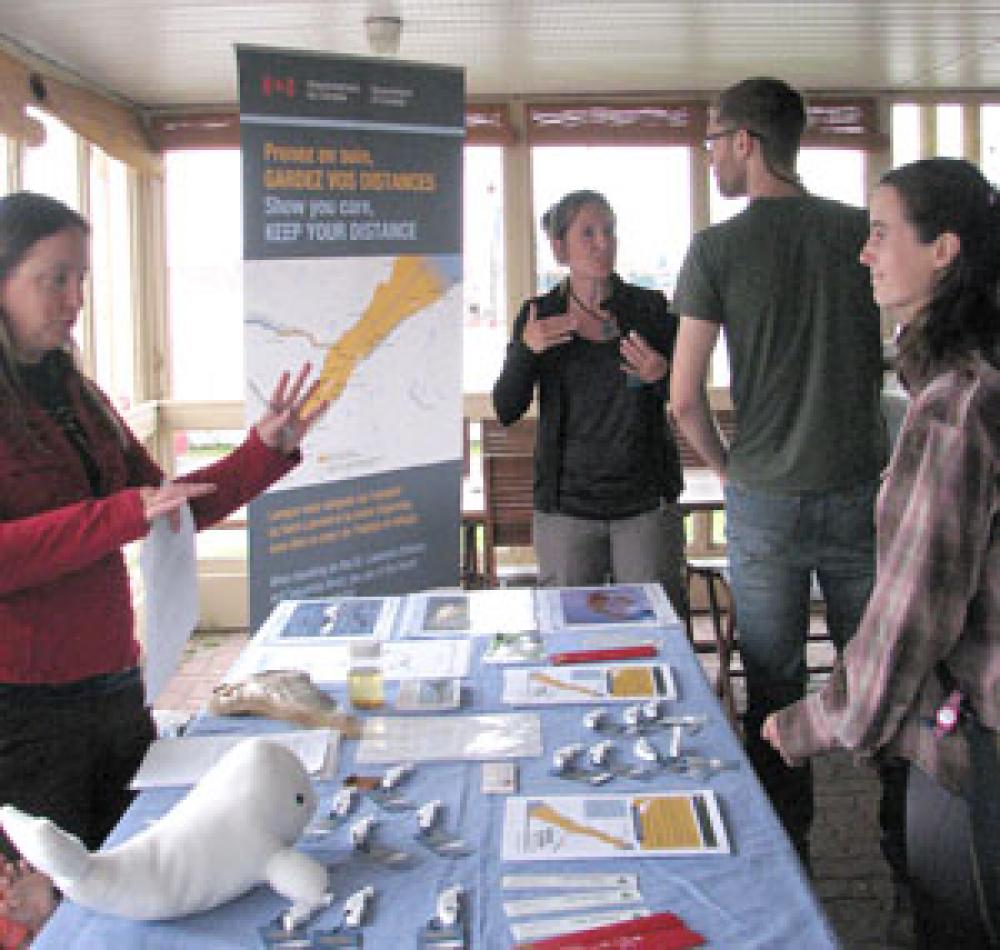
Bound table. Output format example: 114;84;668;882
35;597;836;949
677;468;725;515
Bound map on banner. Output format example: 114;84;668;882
245;254;461;490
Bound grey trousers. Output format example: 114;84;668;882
533;503;688;620
907;765;995;948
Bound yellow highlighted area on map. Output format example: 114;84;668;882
302;255;447;416
527;803;632;851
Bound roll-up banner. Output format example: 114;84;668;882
237;46;464;629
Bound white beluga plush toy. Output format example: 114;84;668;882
0;737;331;922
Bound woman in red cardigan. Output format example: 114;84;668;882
0;191;327;861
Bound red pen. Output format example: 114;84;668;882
548;644;658;665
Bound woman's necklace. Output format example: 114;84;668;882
568;284;617;340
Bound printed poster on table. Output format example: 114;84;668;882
536;583;679;632
502;791;729;860
238;46;464;629
502;664;676;705
253;596;400;643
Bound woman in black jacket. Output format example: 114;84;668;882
492;190;687;618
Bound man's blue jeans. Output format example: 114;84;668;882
725;480;878;855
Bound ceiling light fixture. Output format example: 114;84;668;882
364;15;403;55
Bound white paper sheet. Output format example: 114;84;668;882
130;729;337;789
502;664;676;705
501;790;730;861
140;502;199;705
223;639;472;684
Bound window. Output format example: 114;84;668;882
935;104;963;158
891;104;921;168
981;105;1000;182
891;102;967;166
22;108;80;209
164;149;244;400
532;146;692;297
463;146;506;394
175;428;248;559
164;150;246;558
798;149;866;207
89;147;135;410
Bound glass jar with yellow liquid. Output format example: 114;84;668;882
347;640;384;709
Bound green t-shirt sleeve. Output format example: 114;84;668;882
673;232;724;325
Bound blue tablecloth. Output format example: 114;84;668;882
35;623;837;949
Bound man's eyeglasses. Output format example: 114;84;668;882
703;127;761;152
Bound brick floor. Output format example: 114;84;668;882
154;629;248;715
155;620;915;948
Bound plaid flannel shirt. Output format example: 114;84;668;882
772;356;1000;795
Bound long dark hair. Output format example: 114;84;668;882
880;158;1000;387
0;191;123;443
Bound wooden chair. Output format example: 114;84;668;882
480;418;537;586
481;415;537;457
685;558;740;729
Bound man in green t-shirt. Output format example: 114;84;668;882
671;78;903;882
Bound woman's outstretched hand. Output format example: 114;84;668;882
139;482;216;532
255;363;330;454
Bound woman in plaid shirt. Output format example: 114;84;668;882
764;158;999;948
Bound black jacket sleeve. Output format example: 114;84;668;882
491;298;542;425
